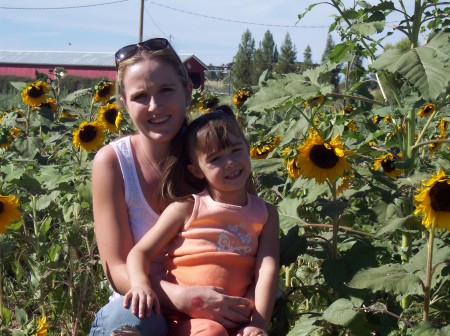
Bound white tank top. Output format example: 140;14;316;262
109;136;165;300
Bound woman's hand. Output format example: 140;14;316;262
123;284;160;319
178;286;254;329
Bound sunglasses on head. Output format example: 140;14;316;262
115;37;172;66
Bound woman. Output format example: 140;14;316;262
89;38;252;336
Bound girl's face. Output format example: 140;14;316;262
121;59;192;143
188;132;251;205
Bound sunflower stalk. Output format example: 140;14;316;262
328;179;340;259
423;226;435;321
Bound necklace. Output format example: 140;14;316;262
140;144;162;177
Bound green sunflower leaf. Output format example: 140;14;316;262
286;316;325;336
403;238;450;281
278;197;304;233
322;298;359;326
350;21;385;36
279;226;307;266
412;321;450;336
251;158;283;174
370;29;450;100
347;264;423;296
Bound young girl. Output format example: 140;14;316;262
124;107;280;336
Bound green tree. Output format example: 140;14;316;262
320;35;341;92
232;29;255;88
252;30;277;84
277;32;297;74
251;47;265;84
303;44;313;69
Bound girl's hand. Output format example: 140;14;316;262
178;286;254;329
236;325;268;336
123;285;160;319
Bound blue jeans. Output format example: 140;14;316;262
88;298;168;336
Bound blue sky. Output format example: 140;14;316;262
0;0;408;66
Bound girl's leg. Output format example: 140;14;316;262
89;298;168;336
168;317;228;336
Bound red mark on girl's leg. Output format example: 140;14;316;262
191;296;204;308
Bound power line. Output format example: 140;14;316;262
147;1;328;29
0;0;129;10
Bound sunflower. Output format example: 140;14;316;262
97;103;123;133
438;118;448;136
428;135;445;156
39;97;57;112
418;103;435;118
35;316;49;336
372;152;404;178
233;88;252;106
250;136;281;159
336;173;354;196
60;110;79;119
199;94;220;113
21;81;50;107
73;121;106;152
303;95;324;108
0;195;21;233
345;120;358;132
342;105;353;114
373;115;381;125
93;81;114;104
296;129;352;184
0;127;17;150
414;170;450;230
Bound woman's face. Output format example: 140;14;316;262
121;58;191;143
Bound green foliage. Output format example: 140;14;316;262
0;73;126;334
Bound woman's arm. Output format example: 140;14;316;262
92;144;135;295
247;203;280;331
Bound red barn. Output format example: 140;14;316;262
0;50;208;89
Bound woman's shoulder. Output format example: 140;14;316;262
93;135;132;166
93;143;117;166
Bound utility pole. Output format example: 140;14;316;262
139;0;144;42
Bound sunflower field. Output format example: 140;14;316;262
1;1;449;335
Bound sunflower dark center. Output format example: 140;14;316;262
423;105;433;114
98;86;110;97
80;125;97;142
28;86;44;98
381;158;395;172
105;109;118;124
429;181;450;212
0;201;4;214
310;144;339;169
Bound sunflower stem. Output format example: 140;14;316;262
329;179;339;259
415;107;439;147
423;226;435;321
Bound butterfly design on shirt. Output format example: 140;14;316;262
217;223;252;255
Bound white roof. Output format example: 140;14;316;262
0;50;206;69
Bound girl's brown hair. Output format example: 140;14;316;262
159;105;256;203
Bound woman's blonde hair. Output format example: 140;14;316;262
115;47;191;102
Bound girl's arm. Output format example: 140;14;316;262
125;201;191;318
244;203;280;333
